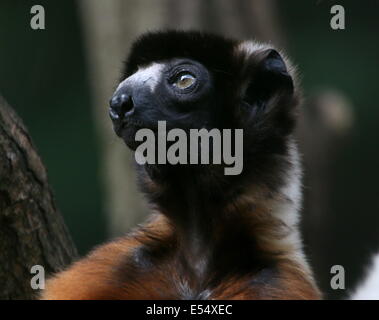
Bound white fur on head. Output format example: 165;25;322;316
235;40;299;94
117;63;165;93
236;40;296;72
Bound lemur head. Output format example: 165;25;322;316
109;31;299;196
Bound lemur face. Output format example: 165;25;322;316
109;31;298;188
110;58;215;150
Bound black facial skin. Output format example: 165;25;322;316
110;59;240;180
110;59;220;152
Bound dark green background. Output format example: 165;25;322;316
0;0;106;254
0;0;378;298
281;0;379;298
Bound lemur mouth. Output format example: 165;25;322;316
112;117;158;151
112;117;153;136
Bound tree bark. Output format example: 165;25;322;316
0;96;77;299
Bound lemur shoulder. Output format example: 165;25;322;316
41;31;321;300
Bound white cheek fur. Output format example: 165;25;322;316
351;253;379;300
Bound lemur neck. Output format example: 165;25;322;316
140;141;313;280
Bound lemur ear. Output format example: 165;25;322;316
243;49;294;110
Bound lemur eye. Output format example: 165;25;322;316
173;73;196;90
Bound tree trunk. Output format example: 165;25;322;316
0;96;77;299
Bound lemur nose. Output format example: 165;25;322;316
109;93;134;120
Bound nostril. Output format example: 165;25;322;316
109;93;134;120
120;94;134;113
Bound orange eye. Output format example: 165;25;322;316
173;73;196;90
